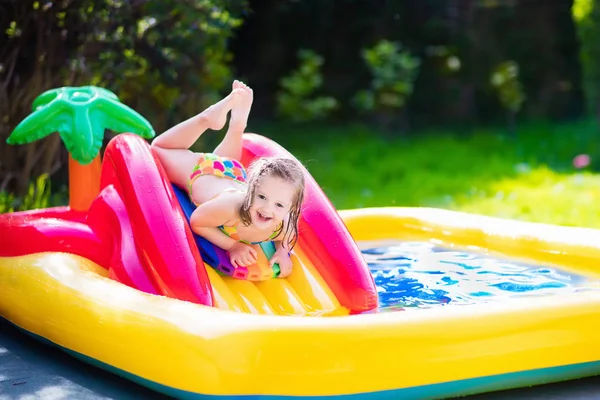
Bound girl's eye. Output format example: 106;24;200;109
258;194;266;200
276;203;284;208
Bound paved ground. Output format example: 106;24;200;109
0;319;167;400
2;318;600;400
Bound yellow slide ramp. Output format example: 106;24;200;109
206;246;348;316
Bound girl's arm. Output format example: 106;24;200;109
190;196;238;251
191;195;258;267
273;215;295;255
195;226;238;251
270;218;295;278
274;238;291;254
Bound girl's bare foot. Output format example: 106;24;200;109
200;88;244;130
230;80;253;131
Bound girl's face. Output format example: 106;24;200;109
250;176;297;228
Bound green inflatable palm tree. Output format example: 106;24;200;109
7;86;155;211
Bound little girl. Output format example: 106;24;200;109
151;81;305;278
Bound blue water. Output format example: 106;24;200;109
361;241;600;312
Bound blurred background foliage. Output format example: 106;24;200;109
1;0;600;227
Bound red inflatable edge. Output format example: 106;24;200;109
0;132;376;312
101;134;214;306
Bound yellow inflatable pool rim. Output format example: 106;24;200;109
3;207;600;400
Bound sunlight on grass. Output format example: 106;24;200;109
450;167;600;228
257;119;600;229
5;119;598;230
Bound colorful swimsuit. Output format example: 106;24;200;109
187;153;247;203
188;153;281;244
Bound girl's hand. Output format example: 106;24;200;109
270;248;293;278
229;242;258;267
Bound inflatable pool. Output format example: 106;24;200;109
3;133;600;399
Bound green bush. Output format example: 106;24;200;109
0;173;51;213
573;0;600;119
490;60;526;133
353;40;420;116
276;49;339;122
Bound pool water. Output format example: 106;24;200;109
360;241;600;312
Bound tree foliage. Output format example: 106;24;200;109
276;49;338;122
0;0;248;194
0;0;590;197
573;0;600;120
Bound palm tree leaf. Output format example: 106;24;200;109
60;107;105;165
95;97;156;139
6;101;70;145
86;86;120;102
32;88;62;111
9;85;148;165
33;86;120;111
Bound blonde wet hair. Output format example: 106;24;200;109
239;157;305;251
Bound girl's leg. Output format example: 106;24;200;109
213;81;254;161
152;87;243;150
151;84;243;188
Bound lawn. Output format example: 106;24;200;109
252;118;600;229
3;118;600;229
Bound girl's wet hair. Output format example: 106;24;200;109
239;157;305;251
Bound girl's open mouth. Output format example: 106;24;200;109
256;211;272;223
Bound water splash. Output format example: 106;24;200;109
361;241;600;312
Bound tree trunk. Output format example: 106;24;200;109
68;154;101;211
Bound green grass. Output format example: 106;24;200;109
252;118;600;229
0;173;53;213
5;118;600;230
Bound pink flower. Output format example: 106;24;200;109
573;154;591;169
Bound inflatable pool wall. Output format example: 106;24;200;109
6;132;600;399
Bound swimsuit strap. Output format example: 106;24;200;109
218;224;243;242
269;222;284;240
219;222;284;245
